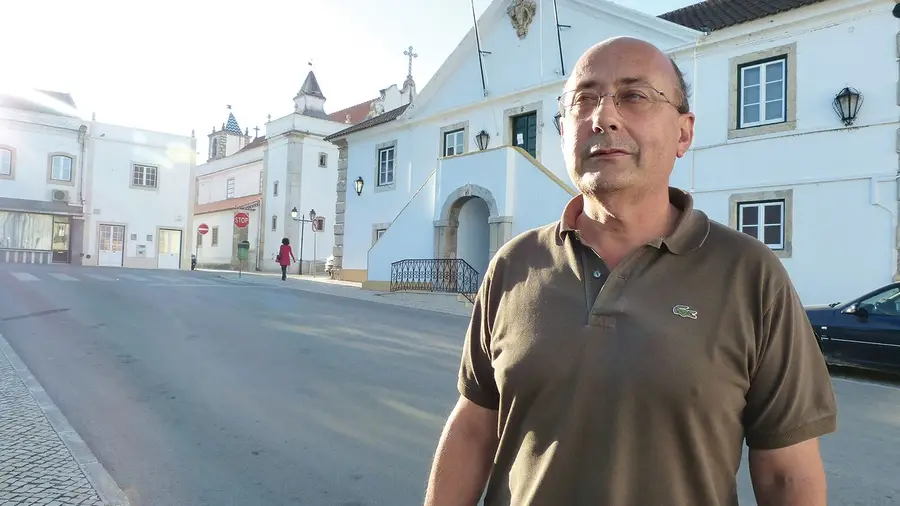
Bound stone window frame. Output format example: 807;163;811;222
374;140;397;193
728;43;797;140
130;162;160;191
0;145;15;180
728;189;793;258
439;121;469;158
318;152;328;168
226;177;236;199
503;101;543;161
371;222;391;246
47;152;76;186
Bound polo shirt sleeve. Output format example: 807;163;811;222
457;265;501;411
743;278;838;450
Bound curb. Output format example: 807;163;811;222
0;332;130;506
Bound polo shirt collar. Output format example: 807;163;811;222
556;186;709;255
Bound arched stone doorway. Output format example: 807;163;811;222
433;184;513;282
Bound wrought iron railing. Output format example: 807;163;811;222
390;258;479;303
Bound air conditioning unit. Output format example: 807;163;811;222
51;189;69;202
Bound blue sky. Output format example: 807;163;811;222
1;0;696;142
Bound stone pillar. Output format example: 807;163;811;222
488;216;514;259
333;144;348;277
433;219;459;259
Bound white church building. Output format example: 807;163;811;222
191;68;415;274
325;0;900;307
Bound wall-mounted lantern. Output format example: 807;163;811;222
354;176;364;196
833;87;863;126
552;112;562;135
475;130;491;151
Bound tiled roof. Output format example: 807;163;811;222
328;99;376;125
224;112;243;135
237;135;267;153
0;89;79;118
194;194;261;215
659;0;830;32
323;103;410;142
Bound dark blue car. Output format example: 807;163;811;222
806;282;900;373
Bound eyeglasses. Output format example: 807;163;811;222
557;85;682;119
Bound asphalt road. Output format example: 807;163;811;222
1;263;899;506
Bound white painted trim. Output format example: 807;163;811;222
691;172;896;194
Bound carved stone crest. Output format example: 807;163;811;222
507;0;537;40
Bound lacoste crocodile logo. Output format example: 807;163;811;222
672;305;698;320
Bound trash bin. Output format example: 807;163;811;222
237;241;250;261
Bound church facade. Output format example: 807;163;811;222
326;0;900;307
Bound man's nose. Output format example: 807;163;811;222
592;95;621;133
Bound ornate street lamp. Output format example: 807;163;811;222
833;87;863;126
290;207;298;219
290;207;317;275
354;176;364;196
475;130;491;151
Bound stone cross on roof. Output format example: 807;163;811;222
403;46;418;79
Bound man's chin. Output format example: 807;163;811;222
575;172;632;195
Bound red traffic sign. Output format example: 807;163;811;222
234;212;250;229
198;223;209;235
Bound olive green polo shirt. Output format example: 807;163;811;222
457;187;837;506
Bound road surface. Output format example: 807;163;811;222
0;263;898;505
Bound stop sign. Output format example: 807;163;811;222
198;223;209;235
234;212;250;228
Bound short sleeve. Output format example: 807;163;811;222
457;264;500;411
744;278;838;450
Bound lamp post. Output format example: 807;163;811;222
354;176;364;196
290;207;316;275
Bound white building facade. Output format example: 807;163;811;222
0;90;196;269
327;0;900;306
191;71;405;274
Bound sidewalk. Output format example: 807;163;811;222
0;334;129;506
197;268;474;318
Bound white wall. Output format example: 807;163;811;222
667;0;899;304
197;162;262;205
194;208;260;267
0;108;85;205
83;121;195;269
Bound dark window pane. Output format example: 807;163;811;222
741;205;758;226
763;203;782;225
763;224;782;246
741;225;759;239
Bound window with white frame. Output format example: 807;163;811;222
226;178;235;199
273;180;279;197
443;129;465;157
50;155;73;182
271;215;277;231
259;171;264;192
377;146;395;186
211;226;219;247
0;148;11;176
375;228;386;241
132;164;158;188
318;152;328;168
197;231;203;247
737;200;785;249
738;57;787;128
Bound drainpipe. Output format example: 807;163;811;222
870;174;900;280
77;125;88;209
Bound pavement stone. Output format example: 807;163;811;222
204;269;475;318
0;337;126;506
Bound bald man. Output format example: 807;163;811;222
423;37;836;506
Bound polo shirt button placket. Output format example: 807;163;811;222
592;269;602;279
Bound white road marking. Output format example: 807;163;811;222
47;273;80;281
83;274;116;281
10;272;40;281
117;274;148;281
